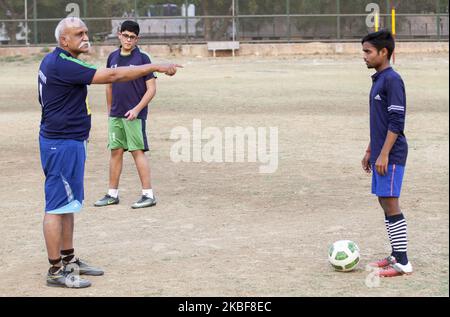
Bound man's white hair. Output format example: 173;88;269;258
54;17;86;44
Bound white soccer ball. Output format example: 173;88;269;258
328;240;360;272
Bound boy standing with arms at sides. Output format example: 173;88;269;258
95;21;157;209
361;30;413;277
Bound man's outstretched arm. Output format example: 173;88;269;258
92;63;182;85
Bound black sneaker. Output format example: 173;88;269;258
131;195;157;209
64;258;105;276
46;266;91;288
94;194;119;207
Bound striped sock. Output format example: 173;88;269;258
387;214;409;265
384;215;392;251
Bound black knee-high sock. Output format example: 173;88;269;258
387;214;409;265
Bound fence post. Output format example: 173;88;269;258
232;0;235;42
235;0;240;41
24;0;29;45
386;0;391;30
336;0;341;40
436;0;441;41
185;0;188;44
83;0;87;18
33;0;37;44
286;0;291;42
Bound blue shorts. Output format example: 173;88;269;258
371;164;405;198
39;136;87;214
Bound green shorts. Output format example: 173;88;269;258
108;117;149;152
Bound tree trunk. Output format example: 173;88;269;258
0;0;18;44
6;19;19;45
213;3;233;41
201;0;212;41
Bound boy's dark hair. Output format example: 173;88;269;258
362;29;395;60
120;20;140;36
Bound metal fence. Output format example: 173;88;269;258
0;0;448;46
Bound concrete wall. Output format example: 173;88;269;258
0;42;448;58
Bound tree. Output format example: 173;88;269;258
0;0;27;44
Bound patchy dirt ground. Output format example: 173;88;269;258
0;53;448;296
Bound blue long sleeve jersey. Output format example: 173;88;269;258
369;67;408;166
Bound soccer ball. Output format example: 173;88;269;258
328;240;360;272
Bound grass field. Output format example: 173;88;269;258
0;52;448;296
